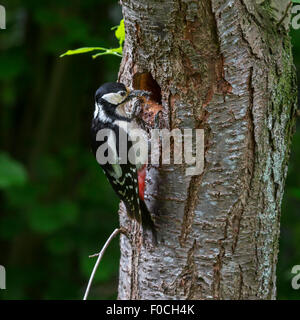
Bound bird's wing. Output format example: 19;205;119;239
103;160;142;223
101;126;142;223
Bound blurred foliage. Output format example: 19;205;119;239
0;153;27;188
0;0;122;299
276;12;300;299
0;0;299;300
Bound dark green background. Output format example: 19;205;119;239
0;1;299;300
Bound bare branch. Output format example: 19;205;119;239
83;228;122;300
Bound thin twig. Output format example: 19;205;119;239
83;228;122;300
88;227;131;258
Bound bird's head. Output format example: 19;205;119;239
95;82;129;106
94;82;150;121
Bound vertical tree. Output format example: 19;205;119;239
118;0;297;299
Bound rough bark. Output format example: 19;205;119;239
117;0;297;300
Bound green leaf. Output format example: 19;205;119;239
292;0;300;3
60;47;108;57
0;153;28;189
114;19;125;47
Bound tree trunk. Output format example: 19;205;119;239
117;0;297;300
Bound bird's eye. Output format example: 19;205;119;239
120;91;127;97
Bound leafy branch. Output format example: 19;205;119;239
60;19;125;59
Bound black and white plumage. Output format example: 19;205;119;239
90;82;156;236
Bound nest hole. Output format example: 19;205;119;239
133;72;162;104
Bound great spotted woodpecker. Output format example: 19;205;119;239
90;82;156;237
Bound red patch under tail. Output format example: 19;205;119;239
138;164;146;201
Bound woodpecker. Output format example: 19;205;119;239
91;82;156;237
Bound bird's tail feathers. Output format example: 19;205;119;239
125;200;157;244
140;200;157;244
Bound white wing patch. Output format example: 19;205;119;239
110;164;122;180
